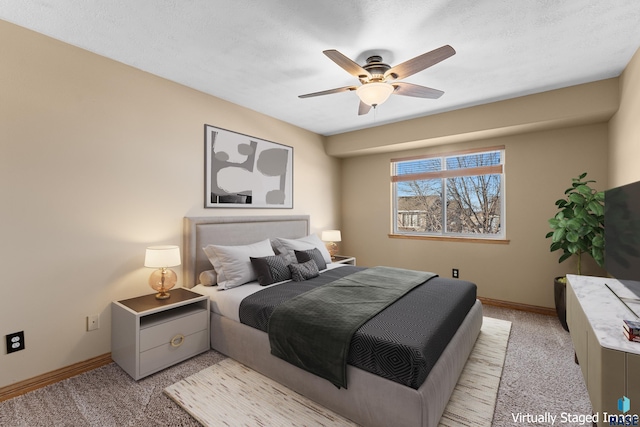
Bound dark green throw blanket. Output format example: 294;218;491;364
267;266;436;388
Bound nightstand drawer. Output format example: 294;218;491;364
139;329;209;376
140;309;208;352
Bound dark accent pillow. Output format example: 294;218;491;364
289;259;320;282
295;248;327;271
250;254;291;286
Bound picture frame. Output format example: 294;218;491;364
204;124;293;208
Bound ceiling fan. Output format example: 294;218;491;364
299;45;455;115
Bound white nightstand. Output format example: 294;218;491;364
111;288;210;380
331;255;356;265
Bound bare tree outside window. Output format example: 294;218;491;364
393;149;504;238
446;174;501;234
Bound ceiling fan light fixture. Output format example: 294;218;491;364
356;82;394;107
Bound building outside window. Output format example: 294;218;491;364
391;146;505;239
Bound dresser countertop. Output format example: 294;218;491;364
568;274;640;354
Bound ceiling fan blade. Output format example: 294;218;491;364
384;45;455;81
324;50;372;80
298;86;357;98
392;82;444;99
358;101;372;116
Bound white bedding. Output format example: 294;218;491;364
191;263;347;322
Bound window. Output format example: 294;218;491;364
391;147;505;239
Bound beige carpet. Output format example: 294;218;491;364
165;316;511;427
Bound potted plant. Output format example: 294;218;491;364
546;172;605;330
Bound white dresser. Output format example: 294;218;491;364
111;288;210;380
566;274;640;425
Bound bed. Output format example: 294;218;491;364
183;215;483;427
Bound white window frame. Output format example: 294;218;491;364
391;146;506;240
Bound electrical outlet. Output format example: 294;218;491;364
6;331;25;353
452;268;459;278
87;314;100;331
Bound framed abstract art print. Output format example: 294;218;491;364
204;124;293;208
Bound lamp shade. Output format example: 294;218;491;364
321;230;342;242
356;82;394;106
144;245;181;268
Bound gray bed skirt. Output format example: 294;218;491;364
209;299;483;427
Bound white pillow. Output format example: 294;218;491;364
203;239;275;290
272;234;332;264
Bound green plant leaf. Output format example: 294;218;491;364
588;201;604;216
566;231;579;243
552;228;566;242
550;241;563;252
576;185;593;196
559;252;573;263
592;234;604;248
569;193;585;205
583;214;598;228
568;218;585;230
576;239;589;252
592;249;604;267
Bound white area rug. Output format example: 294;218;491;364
438;316;511;427
165;316;511;427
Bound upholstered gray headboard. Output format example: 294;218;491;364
183;215;311;287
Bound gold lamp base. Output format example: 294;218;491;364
326;241;338;259
155;291;171;300
149;267;177;300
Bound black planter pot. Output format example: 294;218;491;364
554;276;569;331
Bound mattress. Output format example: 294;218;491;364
195;265;477;389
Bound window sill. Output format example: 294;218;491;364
388;234;510;244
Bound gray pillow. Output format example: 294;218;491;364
289;259;320;281
295;248;327;271
271;234;332;264
250;254;292;286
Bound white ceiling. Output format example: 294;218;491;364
1;1;640;136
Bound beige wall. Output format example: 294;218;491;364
326;79;618;158
0;21;340;388
609;47;640;187
340;124;608;308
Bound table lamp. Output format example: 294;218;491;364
144;245;181;299
321;230;341;259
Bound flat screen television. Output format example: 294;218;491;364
605;179;640;292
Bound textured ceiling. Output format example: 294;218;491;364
1;1;640;136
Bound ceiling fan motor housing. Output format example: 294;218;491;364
362;56;391;82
